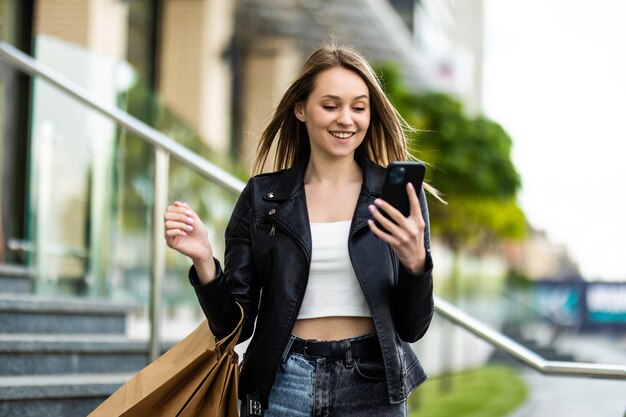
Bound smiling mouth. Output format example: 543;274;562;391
329;131;356;139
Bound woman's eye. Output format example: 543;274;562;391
323;105;337;110
353;107;366;112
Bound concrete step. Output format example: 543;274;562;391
0;264;35;294
0;294;135;335
0;334;175;376
0;373;130;417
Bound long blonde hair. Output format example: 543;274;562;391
252;42;441;199
253;42;411;169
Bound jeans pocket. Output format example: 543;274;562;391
354;357;386;382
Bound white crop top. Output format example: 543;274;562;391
297;221;372;319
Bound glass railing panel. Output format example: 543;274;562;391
22;34;244;340
25;34;245;313
27;34;129;296
120;155;239;340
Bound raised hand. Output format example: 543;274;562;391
164;201;216;283
367;182;427;274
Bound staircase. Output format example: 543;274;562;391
0;264;160;417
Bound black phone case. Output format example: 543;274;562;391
376;162;426;231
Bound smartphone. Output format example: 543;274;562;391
376;162;426;231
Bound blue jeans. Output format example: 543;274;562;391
241;335;407;417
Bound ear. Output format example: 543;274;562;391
294;102;306;122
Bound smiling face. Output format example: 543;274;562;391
295;66;371;162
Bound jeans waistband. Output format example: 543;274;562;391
289;333;381;360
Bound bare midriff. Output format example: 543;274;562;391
291;316;376;340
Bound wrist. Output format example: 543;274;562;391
404;261;424;274
191;252;213;265
192;256;217;284
402;254;426;274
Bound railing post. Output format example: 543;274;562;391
149;147;169;362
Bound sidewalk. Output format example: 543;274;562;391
507;334;626;417
508;371;625;417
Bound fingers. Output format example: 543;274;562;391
165;228;188;239
368;202;403;236
369;191;424;245
368;202;417;250
164;201;196;237
407;183;422;219
369;198;408;230
367;219;402;246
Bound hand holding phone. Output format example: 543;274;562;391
375;162;426;232
369;161;428;273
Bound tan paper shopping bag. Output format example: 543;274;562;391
88;305;243;417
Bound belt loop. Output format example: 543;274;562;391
345;340;353;368
281;335;296;363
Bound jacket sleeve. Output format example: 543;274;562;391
188;180;261;342
394;188;435;343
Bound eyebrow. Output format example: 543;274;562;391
321;94;369;101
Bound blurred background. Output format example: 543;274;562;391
0;0;624;416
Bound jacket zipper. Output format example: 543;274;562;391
268;216;311;264
265;215;312;355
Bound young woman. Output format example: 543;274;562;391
164;44;434;417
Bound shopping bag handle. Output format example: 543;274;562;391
215;302;244;355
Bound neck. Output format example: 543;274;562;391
304;153;361;185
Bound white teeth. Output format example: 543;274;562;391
330;131;354;139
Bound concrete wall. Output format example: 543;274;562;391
159;0;234;153
35;0;128;60
240;38;302;169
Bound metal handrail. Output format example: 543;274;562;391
435;297;625;379
1;41;625;379
0;42;245;194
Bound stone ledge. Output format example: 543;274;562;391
0;334;177;353
0;264;35;294
0;312;127;335
0;397;106;417
0;264;37;279
0;277;32;294
0;294;136;315
0;373;131;400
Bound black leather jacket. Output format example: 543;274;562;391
189;154;434;408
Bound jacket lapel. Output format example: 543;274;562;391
350;155;385;236
259;153;386;255
262;161;312;258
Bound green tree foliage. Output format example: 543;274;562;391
377;65;527;253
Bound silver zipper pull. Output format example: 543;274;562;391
270;224;276;236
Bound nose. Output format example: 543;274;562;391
337;107;353;126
